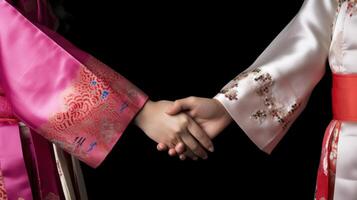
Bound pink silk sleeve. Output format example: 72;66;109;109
0;1;148;168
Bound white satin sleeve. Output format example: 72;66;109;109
214;0;337;154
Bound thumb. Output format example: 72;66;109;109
166;98;193;115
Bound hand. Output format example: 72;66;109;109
157;97;232;160
134;100;214;159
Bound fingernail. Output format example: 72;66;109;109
209;146;214;152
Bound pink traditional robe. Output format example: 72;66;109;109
0;0;148;199
214;0;357;199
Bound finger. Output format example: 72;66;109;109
157;143;168;151
184;149;198;160
168;148;177;156
166;98;193;115
175;142;186;154
181;131;208;159
179;154;186;160
187;118;214;152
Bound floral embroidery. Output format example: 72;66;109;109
337;0;357;16
254;73;272;82
254;73;273;96
251;69;300;128
220;67;300;128
220;82;238;100
101;90;109;99
347;0;357;16
220;68;261;100
315;121;341;199
278;103;301;129
250;69;300;128
252;110;267;123
259;102;301;129
90;80;97;86
263;97;275;107
327;123;340;195
0;170;7;200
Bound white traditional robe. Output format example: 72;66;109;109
215;0;357;199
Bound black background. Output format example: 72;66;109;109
58;1;332;199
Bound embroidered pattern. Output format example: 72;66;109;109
39;66;121;158
220;68;261;100
0;170;7;200
220;67;300;128
38;56;147;162
315;121;341;200
337;0;357;16
251;70;300;128
252;110;267;123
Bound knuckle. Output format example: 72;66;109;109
167;134;177;142
190;109;198;117
179;115;189;126
195;132;204;140
174;100;180;105
191;144;200;152
187;96;196;103
172;126;183;134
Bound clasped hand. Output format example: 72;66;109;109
134;97;232;160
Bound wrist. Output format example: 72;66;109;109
134;99;154;128
213;98;233;126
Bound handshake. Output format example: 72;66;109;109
134;96;233;160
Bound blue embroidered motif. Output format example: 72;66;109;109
119;102;129;113
101;90;109;99
87;142;97;153
90;80;97;86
